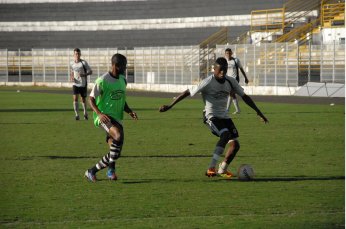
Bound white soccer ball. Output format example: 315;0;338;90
237;164;255;181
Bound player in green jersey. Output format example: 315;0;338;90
84;53;138;182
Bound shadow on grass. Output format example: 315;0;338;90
104;176;345;184
0;108;72;112
37;155;212;160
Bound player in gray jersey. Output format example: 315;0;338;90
159;57;268;178
225;48;249;114
70;48;92;121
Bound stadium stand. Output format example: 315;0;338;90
0;0;285;50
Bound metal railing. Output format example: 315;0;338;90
215;42;344;86
0;43;344;87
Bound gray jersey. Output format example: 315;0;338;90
227;57;242;79
70;60;92;87
189;75;245;119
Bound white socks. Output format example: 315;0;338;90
73;102;79;116
74;102;87;117
81;102;87;116
232;98;240;113
218;161;228;174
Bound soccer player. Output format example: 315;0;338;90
159;57;268;178
84;53;138;182
70;48;93;120
225;48;249;114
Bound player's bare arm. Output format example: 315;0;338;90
240;67;249;84
159;89;190;112
124;102;138;120
241;94;268;123
89;96;110;123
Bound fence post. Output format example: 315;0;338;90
206;44;209;79
333;40;335;83
181;46;184;84
6;49;8;82
43;48;46;82
264;43;267;86
19;49;21;82
190;45;193;84
308;40;311;82
32;49;34;82
285;43;288;86
68;48;70;82
54;48;57;82
158;47;160;84
253;44;256;86
274;43;277;89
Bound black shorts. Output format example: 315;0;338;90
99;116;124;143
205;116;239;139
72;85;87;98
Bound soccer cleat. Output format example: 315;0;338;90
218;170;234;179
84;169;97;182
107;169;118;181
84;114;88;120
232;111;240;115
205;167;217;177
75;115;80;121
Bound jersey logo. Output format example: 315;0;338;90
110;90;124;100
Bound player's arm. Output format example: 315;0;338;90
124;102;138;120
241;94;268;123
159;89;190;112
239;67;249;84
70;67;74;82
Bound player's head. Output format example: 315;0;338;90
111;53;127;75
73;48;81;61
214;57;228;81
225;48;233;60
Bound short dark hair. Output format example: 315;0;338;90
225;48;232;52
74;48;81;53
111;53;127;66
215;57;228;73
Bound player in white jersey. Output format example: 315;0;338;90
225;48;249;114
159;57;268;178
70;48;93;120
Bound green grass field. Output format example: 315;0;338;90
0;86;344;228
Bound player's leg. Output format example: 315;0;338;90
81;90;88;120
217;119;240;177
231;92;240;114
106;123;124;180
85;118;124;182
205;117;229;177
218;139;240;175
72;86;80;120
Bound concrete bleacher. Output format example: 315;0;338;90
0;0;285;50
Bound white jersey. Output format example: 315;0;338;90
227;57;242;79
70;59;92;87
189;75;245;119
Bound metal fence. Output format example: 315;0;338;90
134;46;200;85
216;42;345;86
0;43;344;87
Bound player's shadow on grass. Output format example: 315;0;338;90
0;108;72;112
252;176;345;182
119;176;345;184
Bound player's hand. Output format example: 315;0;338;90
258;113;269;124
245;78;249;84
159;105;171;112
129;111;138;120
98;113;111;124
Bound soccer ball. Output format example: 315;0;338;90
237;164;255;181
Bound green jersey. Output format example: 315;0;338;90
90;72;127;126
